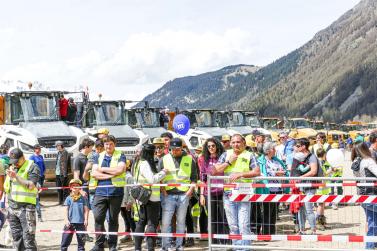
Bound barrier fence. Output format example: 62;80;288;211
29;176;377;250
207;176;376;251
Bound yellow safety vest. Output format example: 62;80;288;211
134;160;160;199
224;149;252;191
4;160;38;205
317;161;331;195
191;202;200;217
89;150;126;189
162;154;192;192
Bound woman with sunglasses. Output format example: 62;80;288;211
198;138;227;243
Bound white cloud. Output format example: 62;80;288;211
0;28;261;100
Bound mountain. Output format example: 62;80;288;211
142;0;377;122
140;64;260;109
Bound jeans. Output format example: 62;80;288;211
120;207;136;232
61;223;86;251
92;195;123;249
223;191;251;249
363;204;377;249
298;189;316;231
56;175;69;204
134;201;160;251
161;193;190;250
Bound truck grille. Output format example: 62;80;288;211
116;138;139;147
38;137;77;148
44;153;58;159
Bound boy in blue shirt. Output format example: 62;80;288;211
29;144;46;222
61;179;89;251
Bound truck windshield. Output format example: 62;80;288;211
262;119;279;130
313;122;325;130
11;95;58;123
195;111;214;127
246;115;261;128
228;112;245;127
289;119;310;129
91;103;124;126
135;110;159;127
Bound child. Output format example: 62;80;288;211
315;148;332;231
61;179;89;251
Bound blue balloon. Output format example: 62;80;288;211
173;114;190;135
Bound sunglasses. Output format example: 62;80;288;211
295;144;302;148
207;144;216;149
155;146;164;150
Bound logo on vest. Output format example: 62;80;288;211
241;158;248;163
184;163;189;167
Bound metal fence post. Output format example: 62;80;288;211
208;175;213;251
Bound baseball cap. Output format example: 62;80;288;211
33;144;42;149
152;137;165;145
69;179;82;186
97;128;110;135
55;140;64;147
9;148;24;165
169;138;183;149
221;134;230;141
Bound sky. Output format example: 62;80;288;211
0;0;360;101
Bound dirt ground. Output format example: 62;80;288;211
0;151;369;250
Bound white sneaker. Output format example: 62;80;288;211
332;204;338;210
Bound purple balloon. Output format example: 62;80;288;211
173;114;190;135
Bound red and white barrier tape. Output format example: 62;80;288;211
39;182;377;191
36;229;377;243
230;194;377;204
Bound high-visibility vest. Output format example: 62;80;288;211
191;202;200;217
133;203;139;222
224;149;252;191
317;161;331;195
90;150;126;189
4;160;38;205
162;154;192;192
134;160;160;199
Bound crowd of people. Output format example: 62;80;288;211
0;128;377;250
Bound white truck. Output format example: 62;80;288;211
125;107;174;143
179;109;228;150
82;100;147;159
0;90;88;180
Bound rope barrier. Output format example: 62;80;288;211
35;229;377;243
38;181;377;190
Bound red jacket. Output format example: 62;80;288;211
59;98;68;118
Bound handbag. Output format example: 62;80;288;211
351;157;362;172
130;159;152;205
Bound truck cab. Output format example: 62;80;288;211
83;100;147;159
216;110;255;136
180;109;228;150
285;118;317;145
0;90;88;180
125;107;173;142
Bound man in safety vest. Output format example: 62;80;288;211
4;148;40;251
90;135;126;251
215;134;260;248
158;138;198;251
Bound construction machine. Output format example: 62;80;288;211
285;118;317;145
0;87;88;180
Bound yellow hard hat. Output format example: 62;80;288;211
97;128;109;135
246;137;257;148
69;178;82;186
152;137;165;145
331;143;339;149
222;134;231;141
